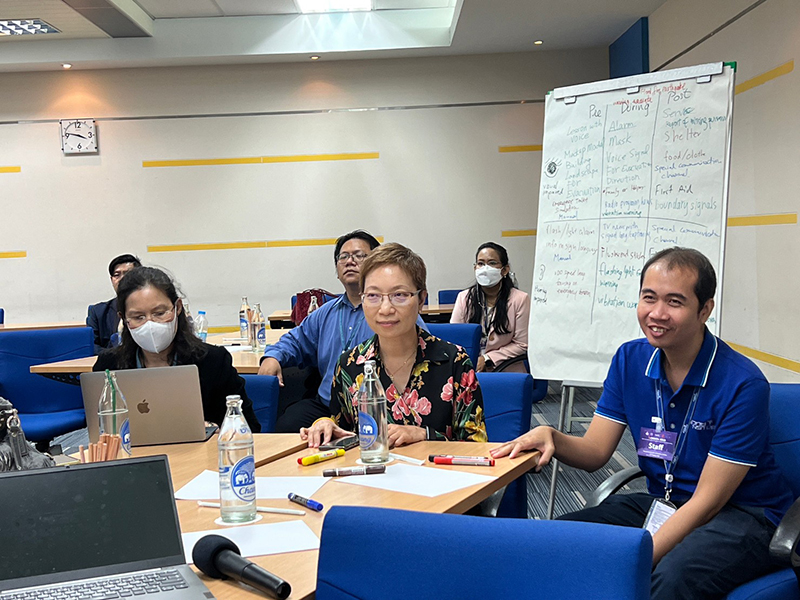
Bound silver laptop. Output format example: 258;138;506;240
81;365;214;447
0;456;216;599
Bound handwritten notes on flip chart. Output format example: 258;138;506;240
529;63;734;383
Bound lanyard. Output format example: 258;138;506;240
338;300;363;353
655;381;701;502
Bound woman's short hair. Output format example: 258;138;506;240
359;242;427;293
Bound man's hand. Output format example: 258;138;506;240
387;424;427;447
257;357;284;386
489;425;556;469
300;418;350;448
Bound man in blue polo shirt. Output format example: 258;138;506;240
491;247;794;599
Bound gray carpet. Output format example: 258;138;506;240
526;382;645;519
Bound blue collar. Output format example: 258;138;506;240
644;327;718;388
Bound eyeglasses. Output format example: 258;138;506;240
361;291;420;307
336;252;369;264
474;261;502;269
125;305;176;328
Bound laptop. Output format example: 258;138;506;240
81;365;215;447
0;456;216;599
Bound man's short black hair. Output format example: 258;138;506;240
108;254;142;276
333;230;380;263
639;247;716;310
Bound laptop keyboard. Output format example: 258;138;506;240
5;569;188;599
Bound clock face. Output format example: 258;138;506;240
60;119;97;154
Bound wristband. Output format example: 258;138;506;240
312;417;334;427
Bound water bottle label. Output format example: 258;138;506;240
231;455;256;502
240;317;248;329
120;419;131;455
257;327;266;344
358;412;378;448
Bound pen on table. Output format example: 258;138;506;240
389;452;425;466
323;465;386;477
288;493;323;512
428;455;495;467
297;448;345;466
196;501;305;516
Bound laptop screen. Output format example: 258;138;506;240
0;456;184;589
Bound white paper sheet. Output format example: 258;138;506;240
182;520;319;564
333;463;496;497
174;470;328;500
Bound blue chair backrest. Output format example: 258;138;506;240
317;506;653;600
478;372;533;443
438;289;461;305
241;374;280;433
0;308;4;324
0;327;93;414
425;323;481;366
769;383;800;499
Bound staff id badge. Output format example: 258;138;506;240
637;427;677;461
643;498;676;535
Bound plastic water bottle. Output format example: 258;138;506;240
307;295;319;317
98;370;131;457
218;395;256;523
194;311;208;342
356;360;389;463
239;297;250;339
251;303;266;352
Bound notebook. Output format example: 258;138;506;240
81;365;215;447
0;456;216;599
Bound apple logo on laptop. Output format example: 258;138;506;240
137;400;150;414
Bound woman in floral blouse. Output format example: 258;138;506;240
301;243;487;448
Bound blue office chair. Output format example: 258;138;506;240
0;327;94;445
317;506;653;600
241;374;280;433
585;382;800;599
425;323;481;366
438;289;461;305
0;308;4;325
478;372;533;517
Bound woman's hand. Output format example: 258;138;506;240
387;424;427;447
300;418;351;448
475;355;486;372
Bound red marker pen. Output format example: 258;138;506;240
429;455;495;467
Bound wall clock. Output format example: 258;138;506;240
60;119;98;154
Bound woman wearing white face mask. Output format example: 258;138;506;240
450;242;530;372
93;267;260;431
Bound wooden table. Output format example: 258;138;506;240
0;321;86;332
268;304;456;329
169;440;539;599
29;330;288;377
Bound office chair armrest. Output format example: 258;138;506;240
769;496;800;567
478;485;508;517
492;355;528;373
583;467;644;509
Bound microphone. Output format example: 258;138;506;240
192;534;291;599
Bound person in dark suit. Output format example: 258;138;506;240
93;266;260;431
87;254;142;354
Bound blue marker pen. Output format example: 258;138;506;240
288;493;323;512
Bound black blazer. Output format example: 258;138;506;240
87;298;120;355
94;343;261;432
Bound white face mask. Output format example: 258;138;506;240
475;265;503;287
129;313;178;354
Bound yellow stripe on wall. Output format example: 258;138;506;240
498;145;543;153
727;342;800;374
208;326;240;334
0;251;26;259
727;213;797;227
143;152;379;168
148;241;268;253
502;229;537;237
0;166;21;174
735;60;794;95
148;236;385;254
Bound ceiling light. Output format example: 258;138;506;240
534;40;543;45
310;55;320;60
297;0;372;14
62;63;72;69
0;19;60;36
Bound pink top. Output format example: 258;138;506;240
450;286;530;367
